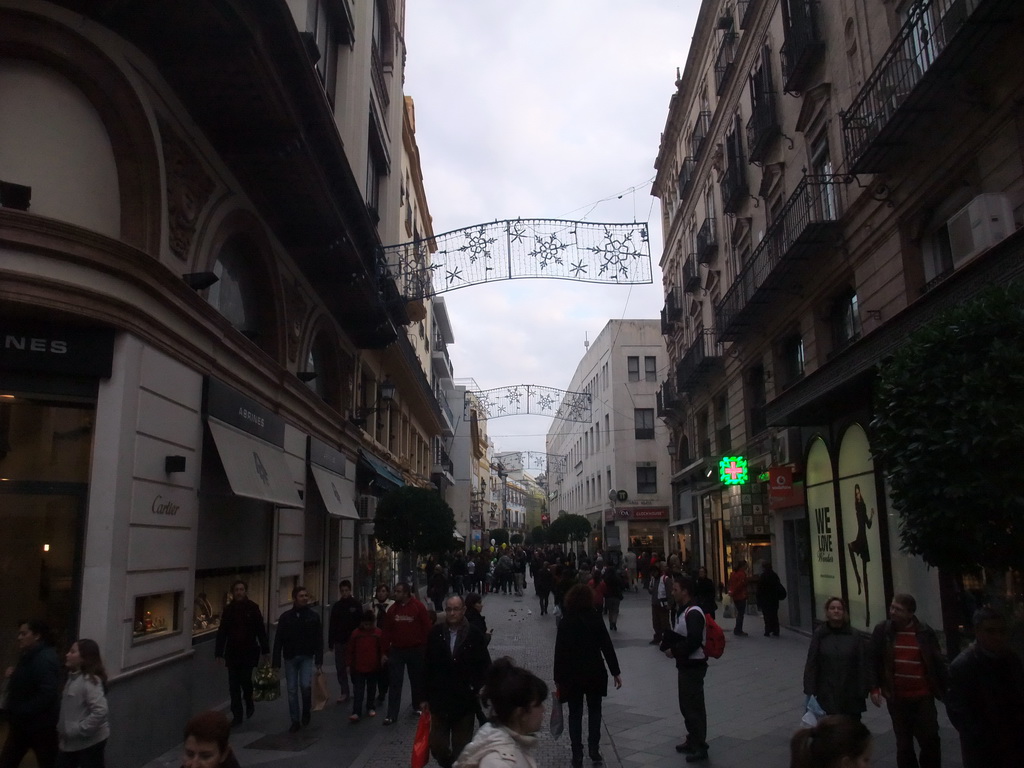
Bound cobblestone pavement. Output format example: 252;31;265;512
142;585;963;767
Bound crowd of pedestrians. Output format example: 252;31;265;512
3;545;1023;768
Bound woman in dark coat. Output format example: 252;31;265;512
0;619;61;768
534;563;554;616
464;592;491;645
553;584;622;768
802;597;870;719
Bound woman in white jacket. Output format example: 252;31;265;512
455;658;547;768
56;638;110;767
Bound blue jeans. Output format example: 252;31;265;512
283;655;314;724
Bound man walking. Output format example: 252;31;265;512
649;561;672;644
366;583;394;704
272;586;323;733
664;574;709;763
756;560;784;637
945;606;1024;768
423;595;491;768
727;560;749;637
328;579;362;704
869;593;948;768
381;581;433;725
215;580;269;726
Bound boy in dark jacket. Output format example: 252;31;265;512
328;579;363;704
272;586;323;732
345;611;384;722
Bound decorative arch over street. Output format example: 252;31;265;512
468;384;592;423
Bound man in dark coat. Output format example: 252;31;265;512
272;585;324;733
327;579;363;704
215;579;270;726
755;560;784;637
0;620;60;768
423;595;491;768
664;575;709;763
945;606;1024;768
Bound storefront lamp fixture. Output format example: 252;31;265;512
350;377;396;427
182;272;219;290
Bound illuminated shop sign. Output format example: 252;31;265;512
719;456;749;485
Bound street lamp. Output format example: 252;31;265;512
350;376;396;427
497;465;509;530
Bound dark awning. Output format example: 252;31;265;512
358;450;405;491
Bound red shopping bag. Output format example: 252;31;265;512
411;709;431;768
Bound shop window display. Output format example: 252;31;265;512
192;567;266;638
133;592;182;643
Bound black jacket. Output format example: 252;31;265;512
869;618;948;700
272;605;323;667
756;569;784;610
215;598;269;667
5;641;60;719
803;622;870;716
553;609;620;698
423;622;491;716
663;601;707;669
327;596;363;648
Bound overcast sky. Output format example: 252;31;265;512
403;2;698;457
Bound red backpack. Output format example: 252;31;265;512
703;615;726;659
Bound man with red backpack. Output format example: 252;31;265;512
663;574;711;763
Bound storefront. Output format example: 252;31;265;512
355;450;406;599
308;436;360;601
768;466;813;631
624;507;669;556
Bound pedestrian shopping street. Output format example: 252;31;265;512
141;587;962;768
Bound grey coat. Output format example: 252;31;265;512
803;623;870;716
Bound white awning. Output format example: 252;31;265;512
310;464;359;519
452;528;466;542
207;420;302;507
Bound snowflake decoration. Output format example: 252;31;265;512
536;393;555;411
569;260;587;277
509;220;528;244
456;226;496;264
505;386;523;407
589;229;641;278
530;234;568;270
445;267;463;285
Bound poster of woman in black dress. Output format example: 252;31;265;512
846;484;875;626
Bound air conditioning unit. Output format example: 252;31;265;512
358;495;378;519
946;193;1015;267
773;427;802;466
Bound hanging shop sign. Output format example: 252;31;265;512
719;456;749;485
768;466;793;502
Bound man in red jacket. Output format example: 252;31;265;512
381;582;433;725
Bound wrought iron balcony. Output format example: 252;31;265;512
689;111;712;158
781;0;825;94
657;378;684;417
676;330;724;394
666;286;683;320
660;307;673;336
715;175;846;341
841;0;1020;174
738;0;757;30
715;33;739;94
722;160;749;215
696;217;718;264
746;92;780;164
433;440;454;477
683;256;701;293
677;157;697;200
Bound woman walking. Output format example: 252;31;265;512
693;567;717;620
0;619;61;768
802;598;870;719
455;658;547;768
56;639;109;767
533;564;554;616
553;584;622;767
181;711;241;768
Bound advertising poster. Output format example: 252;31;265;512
805;437;840;616
838;425;886;630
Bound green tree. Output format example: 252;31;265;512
489;528;510;547
872;281;1024;573
373;486;456;555
529;526;546;546
547;513;591;548
510;533;523;545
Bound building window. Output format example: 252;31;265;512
308;0;338;104
604;414;610;445
779;333;805;387
714;392;731;454
634;408;655;440
636;465;658;495
696;408;711;457
830;288;861;353
644;356;657;382
746;365;768;436
627;356;640;382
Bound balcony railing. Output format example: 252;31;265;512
689;111;712;158
715;175;846;341
747;92;780;164
676;330;724;393
738;0;757;30
657;378;683;416
781;0;825;94
370;43;390;109
696;217;718;264
433;441;454;476
666;286;683;320
660;307;673;336
683;256;701;293
715;33;740;94
841;0;1018;174
722;160;749;215
677;157;697;200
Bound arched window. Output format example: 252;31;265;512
207;234;259;337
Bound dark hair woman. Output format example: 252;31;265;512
802;598;870;720
181;710;241;768
553;584;622;767
790;715;872;768
57;638;110;767
455;658;548;768
464;593;491;646
0;619;61;768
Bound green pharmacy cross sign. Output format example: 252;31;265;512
719;456;749;485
